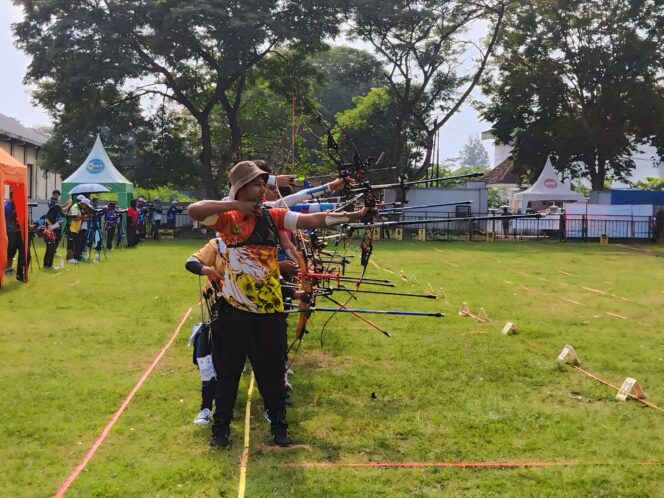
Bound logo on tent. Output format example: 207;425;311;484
86;159;105;174
543;178;557;188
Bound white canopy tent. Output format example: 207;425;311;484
61;135;133;208
513;158;584;212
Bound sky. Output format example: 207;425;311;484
0;2;493;163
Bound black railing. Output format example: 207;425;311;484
385;212;657;242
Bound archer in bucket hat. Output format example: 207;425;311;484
187;161;372;450
227;161;269;201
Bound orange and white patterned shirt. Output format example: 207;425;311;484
211;209;290;314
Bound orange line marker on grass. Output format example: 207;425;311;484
281;459;664;469
53;306;193;498
281;460;577;469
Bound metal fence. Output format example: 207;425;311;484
389;212;659;243
152;208;662;244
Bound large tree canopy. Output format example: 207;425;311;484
349;0;505;180
334;87;426;180
310;46;386;118
14;0;342;197
482;0;664;190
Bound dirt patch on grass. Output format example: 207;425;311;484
297;351;354;370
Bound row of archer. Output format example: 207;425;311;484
275;97;546;354
239;163;543;360
184;159;543;448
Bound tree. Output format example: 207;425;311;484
349;0;506;180
459;135;489;169
333;87;426;181
310;46;386;118
124;104;199;189
482;0;664;191
633;177;664;191
35;87;151;179
14;0;341;197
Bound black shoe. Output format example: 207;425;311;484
267;407;292;447
209;433;230;448
272;429;292;447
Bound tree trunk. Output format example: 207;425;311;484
412;130;436;181
590;153;606;191
198;118;219;198
218;93;244;193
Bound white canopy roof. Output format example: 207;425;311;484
63;134;131;185
514;158;584;209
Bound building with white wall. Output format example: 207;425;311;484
0;113;60;200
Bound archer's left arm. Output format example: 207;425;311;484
287;208;370;230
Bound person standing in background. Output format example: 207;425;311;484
126;199;139;247
151;198;163;240
167;201;182;230
104;202;119;250
42;204;63;268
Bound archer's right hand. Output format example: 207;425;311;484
233;201;263;218
201;266;222;280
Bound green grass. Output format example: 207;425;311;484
1;240;664;496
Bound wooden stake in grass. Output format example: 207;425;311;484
458;302;490;323
501;322;517;335
616;378;646;401
557;345;580;366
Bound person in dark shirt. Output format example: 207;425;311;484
47;189;61;208
4;197;28;281
166;201;182;229
104;202;119;250
42;204;63;268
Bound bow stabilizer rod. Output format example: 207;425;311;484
345;213;543;230
285;307;444;317
379;201;472;214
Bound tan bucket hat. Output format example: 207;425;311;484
227;161;269;200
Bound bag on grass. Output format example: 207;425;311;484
192;323;216;381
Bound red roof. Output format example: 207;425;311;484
481;157;521;185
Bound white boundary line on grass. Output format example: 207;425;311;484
53;306;193;498
237;371;256;498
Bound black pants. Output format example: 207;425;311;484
127;224;137;247
6;230;21;268
210;303;287;431
152;219;161;240
54;227;63;248
67;231;82;260
43;236;56;267
7;231;28;279
201;379;216;411
105;226;116;250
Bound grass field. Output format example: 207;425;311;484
1;239;664;497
